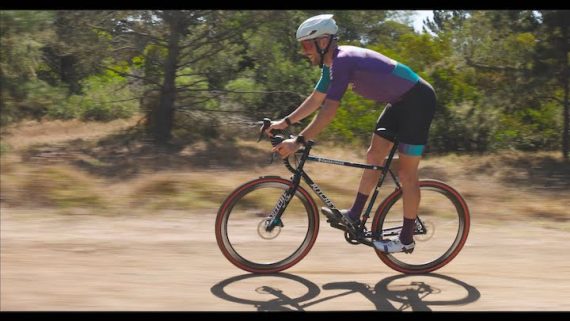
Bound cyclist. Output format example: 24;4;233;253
266;14;436;253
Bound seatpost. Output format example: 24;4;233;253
382;142;399;176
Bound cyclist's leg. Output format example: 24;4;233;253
339;133;393;228
375;79;436;252
398;153;421;220
356;133;393;196
357;103;398;197
397;153;421;245
341;106;396;224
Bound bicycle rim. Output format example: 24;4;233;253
215;177;319;273
372;180;470;274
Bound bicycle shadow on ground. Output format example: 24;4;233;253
211;272;480;311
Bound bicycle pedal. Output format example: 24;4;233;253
330;222;347;232
403;248;415;254
321;207;342;222
340;217;361;234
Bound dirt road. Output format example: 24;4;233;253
1;208;569;311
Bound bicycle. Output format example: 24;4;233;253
215;118;470;274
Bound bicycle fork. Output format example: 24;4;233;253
264;142;313;232
264;187;295;231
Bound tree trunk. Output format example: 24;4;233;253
563;68;569;160
561;14;569;160
60;55;81;95
151;16;182;144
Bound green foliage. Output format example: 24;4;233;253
494;102;561;151
1;11;56;125
0;11;54;81
235;12;321;119
423;64;495;153
430;101;499;153
47;72;138;121
0;10;566;156
323;91;383;145
78;73;138;121
224;75;267;108
1;80;68;125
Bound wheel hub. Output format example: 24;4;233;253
257;218;282;239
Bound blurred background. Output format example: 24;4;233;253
0;10;569;311
1;9;568;220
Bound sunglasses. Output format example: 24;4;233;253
301;36;332;51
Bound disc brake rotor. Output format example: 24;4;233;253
416;220;435;242
257;219;281;239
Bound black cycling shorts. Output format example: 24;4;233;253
374;78;436;155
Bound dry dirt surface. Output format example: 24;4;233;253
1;208;569;312
1;119;569;312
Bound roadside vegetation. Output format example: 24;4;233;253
1;10;568;230
1;118;568;231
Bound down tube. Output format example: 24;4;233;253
301;172;337;210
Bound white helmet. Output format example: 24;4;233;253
296;14;338;41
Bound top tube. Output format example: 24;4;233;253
306;155;384;171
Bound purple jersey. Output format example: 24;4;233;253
318;46;420;104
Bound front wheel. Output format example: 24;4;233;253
215;177;319;273
371;180;470;274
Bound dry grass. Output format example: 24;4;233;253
1;158;107;214
1;118;568;230
418;152;570;230
1;116;141;152
127;172;234;210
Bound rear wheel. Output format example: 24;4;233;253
372;180;470;274
215;177;319;273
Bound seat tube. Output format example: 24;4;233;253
361;187;380;222
363;142;398;222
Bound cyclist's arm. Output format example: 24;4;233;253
285;90;326;124
298;98;340;141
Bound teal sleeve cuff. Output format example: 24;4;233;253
314;65;331;93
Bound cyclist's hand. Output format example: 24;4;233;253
272;138;300;159
265;119;288;137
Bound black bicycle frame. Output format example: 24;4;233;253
266;139;401;236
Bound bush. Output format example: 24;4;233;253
46;72;139;122
429;101;498;153
225;76;266;108
493;102;561;151
1;80;68;125
322;90;383;145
